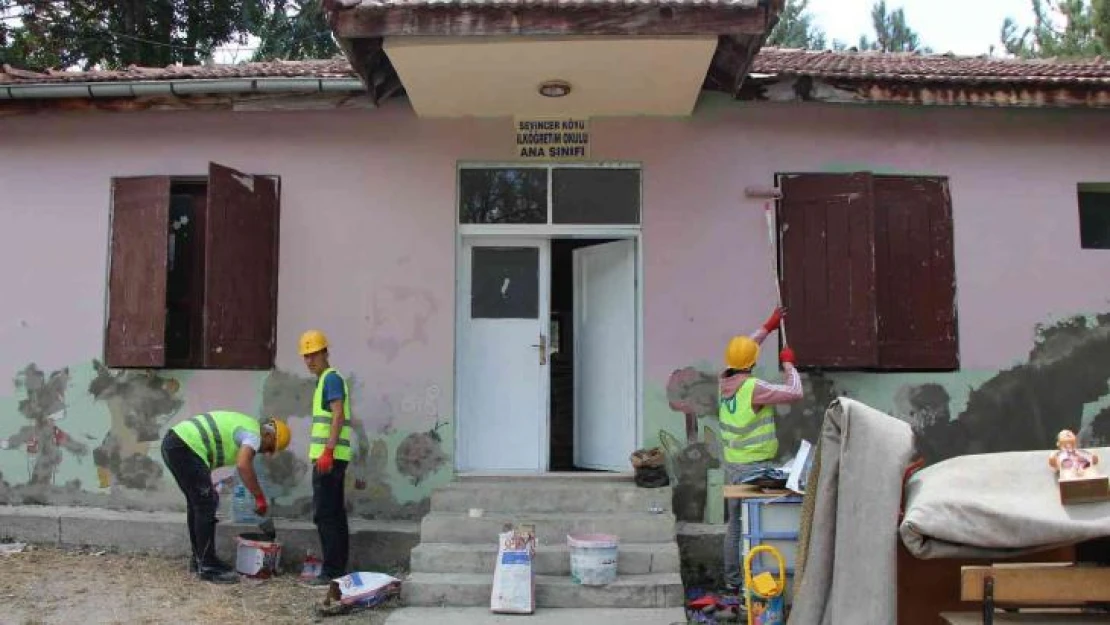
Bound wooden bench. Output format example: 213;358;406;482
947;563;1110;624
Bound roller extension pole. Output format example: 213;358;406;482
764;201;787;346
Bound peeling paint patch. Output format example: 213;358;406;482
395;421;447;486
366;286;438;363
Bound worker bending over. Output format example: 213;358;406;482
160;411;290;584
720;307;803;596
299;329;352;586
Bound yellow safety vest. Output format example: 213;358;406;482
719;377;778;464
171;411;259;469
309;368;352;462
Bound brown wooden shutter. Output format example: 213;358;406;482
874;176;959;370
105;177;171;368
202;163;280;369
778;173;880;369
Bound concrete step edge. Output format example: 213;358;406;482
406;572;684;586
411;542;678;554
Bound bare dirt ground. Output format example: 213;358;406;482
0;545;397;625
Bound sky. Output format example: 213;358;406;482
806;0;1035;55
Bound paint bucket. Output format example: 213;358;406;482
235;532;282;579
567;533;619;586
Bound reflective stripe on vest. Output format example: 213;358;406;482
170;411;260;469
719;377;778;464
309;368;352;462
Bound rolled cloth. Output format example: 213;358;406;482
787;397;915;625
900;446;1110;560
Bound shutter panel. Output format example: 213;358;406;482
202;163;280;369
779;173;879;369
874;176;958;370
105;177;171;368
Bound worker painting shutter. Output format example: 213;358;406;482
778;173;880;369
202;162;280;369
105;177;171;368
873;176;959;370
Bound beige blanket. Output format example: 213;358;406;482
787;398;916;625
900;447;1110;560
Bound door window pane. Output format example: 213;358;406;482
552;168;640;224
471;247;539;319
460;169;547;224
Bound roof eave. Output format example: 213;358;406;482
325;0;784;104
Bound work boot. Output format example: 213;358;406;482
197;565;239;584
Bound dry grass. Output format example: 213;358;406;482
0;545;397;625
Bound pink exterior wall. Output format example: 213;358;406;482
2;96;1109;516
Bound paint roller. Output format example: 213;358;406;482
744;186;787;346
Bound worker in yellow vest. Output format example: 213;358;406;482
719;307;803;596
160;411;290;584
298;329;352;586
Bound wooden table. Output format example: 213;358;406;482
722;484;799;500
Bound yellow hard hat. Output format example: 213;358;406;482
725;335;759;370
267;417;291;452
298;330;329;356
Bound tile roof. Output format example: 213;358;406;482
0;59;356;85
753;47;1110;86
3;48;1110;88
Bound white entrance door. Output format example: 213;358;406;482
456;237;551;472
573;239;637;471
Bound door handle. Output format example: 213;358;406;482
530;333;547;365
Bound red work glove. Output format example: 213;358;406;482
763;307;786;333
316;447;334;474
779;347;796;366
254;493;268;517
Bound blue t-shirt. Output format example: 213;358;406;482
320;371;346;412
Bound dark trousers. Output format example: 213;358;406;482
313;459;349;578
161;430;221;567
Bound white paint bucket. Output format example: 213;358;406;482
567;533;619;586
235;533;282;579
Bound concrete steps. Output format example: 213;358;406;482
385;607;689;624
410;541;680;576
403;572;685;608
420;511;675;544
433;480;672;514
403;477;683;609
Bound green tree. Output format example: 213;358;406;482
1;0;253;71
858;0;930;53
767;0;827;50
1001;0;1109;57
248;0;339;61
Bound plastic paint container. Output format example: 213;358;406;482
567;533;619;586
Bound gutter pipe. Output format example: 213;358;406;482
0;77;368;101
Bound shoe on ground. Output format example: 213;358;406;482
197;566;239;584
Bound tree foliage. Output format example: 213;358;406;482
858;1;930;53
767;0;827;50
0;0;340;71
1001;0;1109;58
248;0;337;62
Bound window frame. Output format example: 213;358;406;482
103;164;281;371
774;171;960;373
457;162;643;236
1078;182;1110;250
